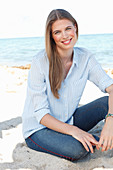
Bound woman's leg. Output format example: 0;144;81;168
73;96;108;131
25;128;89;161
25;96;108;161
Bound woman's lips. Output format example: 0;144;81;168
62;38;72;45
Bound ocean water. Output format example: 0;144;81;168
0;33;113;68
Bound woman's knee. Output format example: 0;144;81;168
62;139;89;161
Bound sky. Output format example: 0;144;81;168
0;0;113;38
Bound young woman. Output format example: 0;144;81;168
22;9;113;161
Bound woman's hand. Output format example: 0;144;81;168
98;117;113;151
71;126;99;153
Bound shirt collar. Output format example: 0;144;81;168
73;47;79;67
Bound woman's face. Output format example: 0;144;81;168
52;19;77;51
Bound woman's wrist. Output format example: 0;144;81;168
69;125;78;136
105;113;113;122
105;115;113;124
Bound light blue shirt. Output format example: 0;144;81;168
22;47;113;139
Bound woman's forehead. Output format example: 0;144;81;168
52;19;73;30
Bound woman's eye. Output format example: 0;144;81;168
54;31;60;35
66;27;71;30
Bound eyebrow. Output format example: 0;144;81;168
52;25;73;34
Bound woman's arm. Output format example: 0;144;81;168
106;84;113;114
40;113;98;153
98;84;113;151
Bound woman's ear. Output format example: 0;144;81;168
74;24;77;28
74;24;77;32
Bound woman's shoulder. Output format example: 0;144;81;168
31;49;49;72
74;47;93;62
74;47;95;66
74;47;92;56
33;49;47;62
32;49;48;66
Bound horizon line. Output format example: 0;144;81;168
0;32;113;40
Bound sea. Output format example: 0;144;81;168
0;33;113;68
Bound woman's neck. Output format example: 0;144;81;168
57;48;73;65
57;48;74;79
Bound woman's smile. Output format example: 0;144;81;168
61;38;72;45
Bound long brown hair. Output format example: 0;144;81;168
45;9;78;99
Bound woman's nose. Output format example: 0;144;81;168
62;31;68;38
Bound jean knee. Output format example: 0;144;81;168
74;149;88;161
65;141;89;161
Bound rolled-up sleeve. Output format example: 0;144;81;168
88;55;113;92
27;57;51;123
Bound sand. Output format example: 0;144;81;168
0;65;113;170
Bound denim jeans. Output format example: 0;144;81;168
25;96;108;161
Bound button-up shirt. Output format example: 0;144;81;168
22;47;113;139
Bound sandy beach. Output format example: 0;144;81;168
0;65;113;170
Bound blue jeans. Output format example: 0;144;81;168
25;96;108;161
